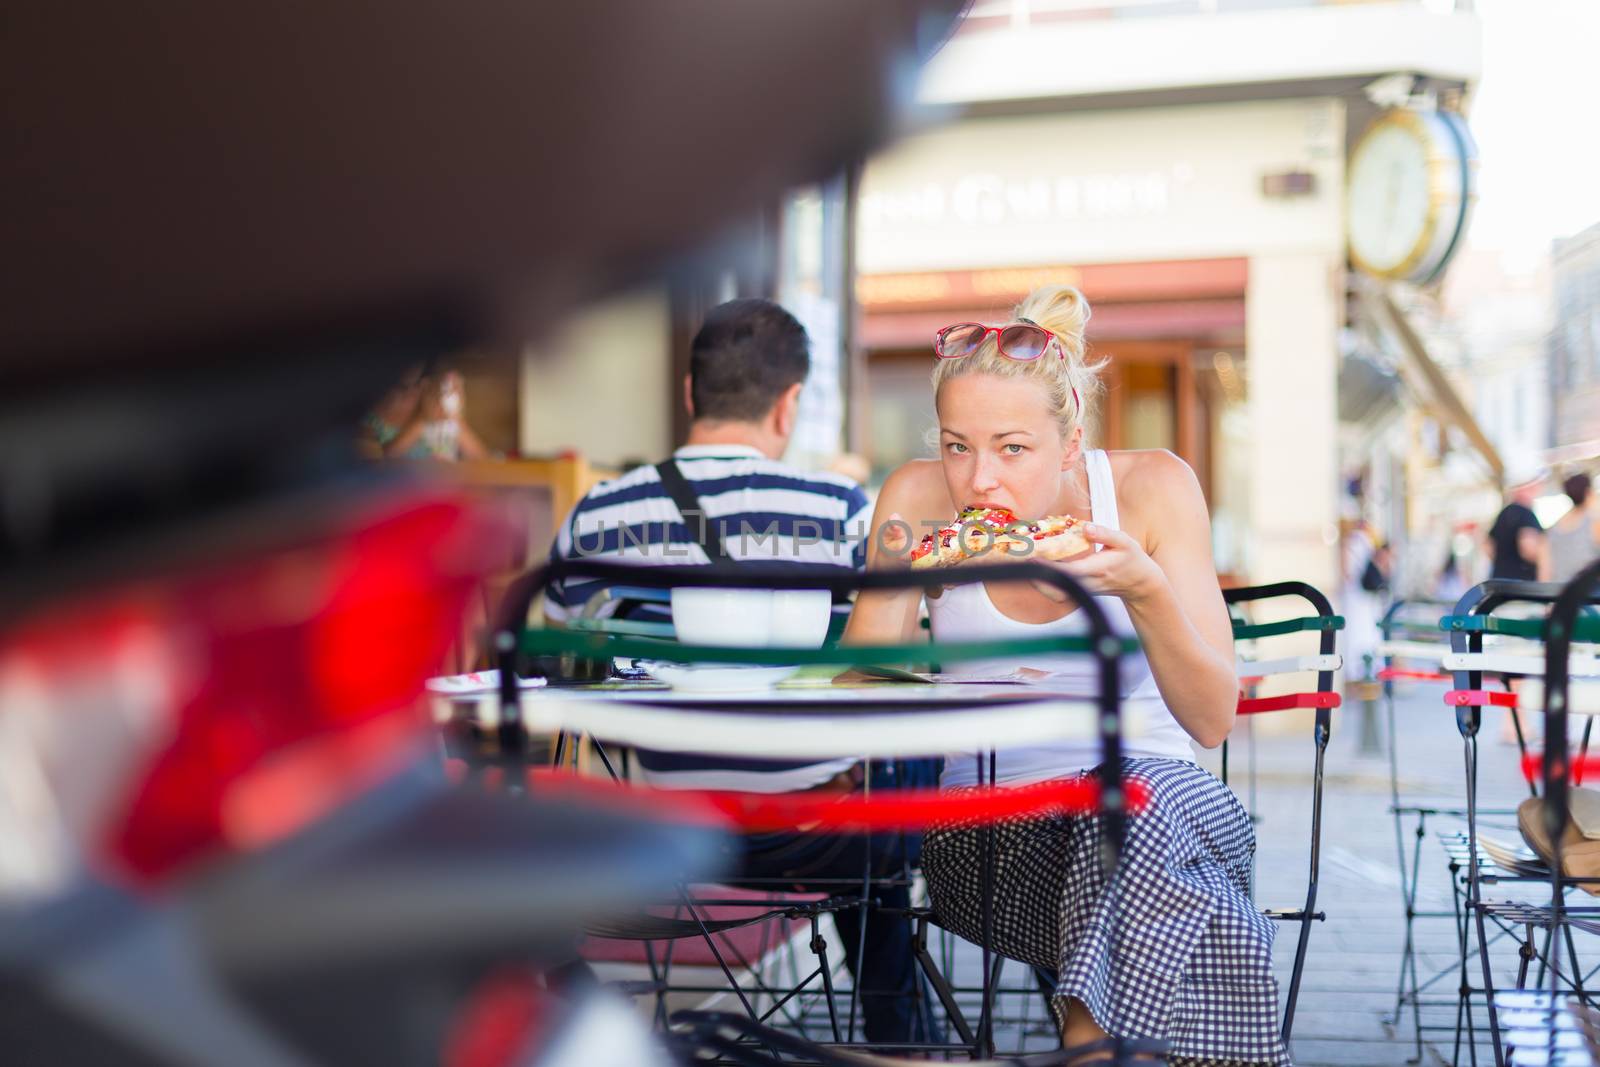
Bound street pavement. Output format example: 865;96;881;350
917;684;1560;1065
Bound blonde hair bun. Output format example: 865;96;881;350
1014;285;1090;366
929;283;1106;440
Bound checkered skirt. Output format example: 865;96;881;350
922;758;1287;1066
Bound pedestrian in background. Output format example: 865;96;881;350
1485;467;1546;582
1340;520;1384;684
1544;471;1600;584
1484;467;1549;742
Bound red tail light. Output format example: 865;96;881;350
0;492;505;893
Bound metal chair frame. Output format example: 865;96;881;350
488;557;1141;1063
1506;559;1600;1067
1220;581;1340;1047
1443;579;1600;1067
1377;597;1526;1064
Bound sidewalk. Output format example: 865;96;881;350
939;682;1550;1064
1194;683;1545;1066
609;682;1562;1064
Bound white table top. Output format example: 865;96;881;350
497;677;1131;760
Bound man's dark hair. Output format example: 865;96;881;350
689;298;809;422
1565;472;1592;509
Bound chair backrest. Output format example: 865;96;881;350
1222;581;1341;1044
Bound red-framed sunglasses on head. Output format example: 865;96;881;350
934;319;1080;414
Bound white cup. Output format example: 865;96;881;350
670;587;833;649
766;589;833;648
670;588;773;647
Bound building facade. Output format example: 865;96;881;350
1550;222;1600;466
853;0;1482;590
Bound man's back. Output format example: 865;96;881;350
545;444;871;624
542;443;872;791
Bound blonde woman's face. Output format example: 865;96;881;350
935;373;1074;518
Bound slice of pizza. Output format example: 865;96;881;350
909;506;1090;570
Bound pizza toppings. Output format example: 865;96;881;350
909;506;1090;569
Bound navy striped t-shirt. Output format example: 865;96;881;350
544;444;873;792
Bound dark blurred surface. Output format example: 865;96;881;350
0;0;965;622
0;1;961;374
0;767;731;1066
0;7;967;1060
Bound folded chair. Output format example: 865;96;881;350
1441;578;1600;1067
1489;561;1600;1067
1378;596;1509;1064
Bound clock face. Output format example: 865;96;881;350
1347;122;1433;276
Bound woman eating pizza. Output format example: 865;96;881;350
840;285;1284;1065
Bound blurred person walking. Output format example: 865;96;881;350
1484;467;1548;742
1485;467;1547;582
1339;520;1386;685
1544;472;1600;584
1435;546;1467;604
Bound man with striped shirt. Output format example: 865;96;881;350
545;298;927;1044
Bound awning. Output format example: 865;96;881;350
860;299;1246;349
1545;438;1600;468
1361;278;1504;486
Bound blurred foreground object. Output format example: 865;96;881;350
0;1;963;371
0;0;966;619
0;2;967;1062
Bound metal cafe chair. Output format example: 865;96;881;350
1376;596;1518;1064
537;578;931;1047
1492;558;1600;1067
1220;581;1342;1048
483;557;1149;1064
1438;578;1600;1067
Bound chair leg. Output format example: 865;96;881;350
643;939;669;1030
810;914;843;1044
1564;920;1590;1007
1516;924;1535;989
846;850;871;1043
1472;902;1503;1067
1279;713;1330;1044
1462;731;1502;1067
676;892;762;1022
913;915;975;1049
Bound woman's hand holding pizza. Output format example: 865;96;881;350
1047;522;1165;603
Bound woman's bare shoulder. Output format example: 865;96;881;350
879;459;951;520
1107;448;1200;496
1106;449;1207;537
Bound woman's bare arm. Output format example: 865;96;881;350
1128;455;1237;747
1060;452;1236;748
838;463;941;648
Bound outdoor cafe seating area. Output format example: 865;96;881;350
421;517;1600;1065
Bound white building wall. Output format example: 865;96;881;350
918;2;1480;108
1248;251;1342;593
860;99;1344;273
519;288;673;466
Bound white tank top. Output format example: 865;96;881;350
929;450;1196;787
